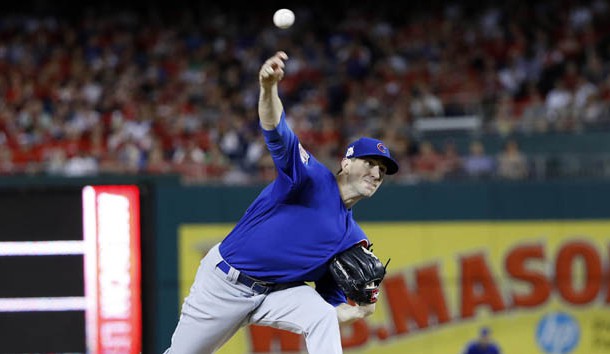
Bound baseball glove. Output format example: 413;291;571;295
329;244;389;304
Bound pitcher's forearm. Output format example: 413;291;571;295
259;84;283;130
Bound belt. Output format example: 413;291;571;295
216;260;302;294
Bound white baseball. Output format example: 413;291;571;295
273;9;295;29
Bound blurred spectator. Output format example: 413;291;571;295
409;83;445;118
439;141;463;179
146;141;172;174
574;75;598;112
462;327;501;354
63;150;99;177
496;139;528;180
493;93;518;136
0;146;15;175
463;141;495;179
243;135;267;173
581;91;608;126
173;140;207;182
201;143;232;182
412;141;444;182
545;79;573;131
116;139;144;174
98;149;124;174
519;84;548;133
217;117;248;164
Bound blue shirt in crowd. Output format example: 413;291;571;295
464;342;501;354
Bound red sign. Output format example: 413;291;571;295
83;185;142;354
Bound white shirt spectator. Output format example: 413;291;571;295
63;155;99;176
573;78;597;109
545;81;572;121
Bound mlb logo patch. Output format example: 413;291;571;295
346;146;354;157
298;143;310;164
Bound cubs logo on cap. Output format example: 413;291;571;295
344;137;399;175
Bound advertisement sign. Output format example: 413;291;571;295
179;221;610;354
83;185;142;354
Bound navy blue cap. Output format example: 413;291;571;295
344;137;399;175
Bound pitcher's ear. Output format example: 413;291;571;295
341;158;350;171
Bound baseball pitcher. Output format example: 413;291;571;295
164;51;398;354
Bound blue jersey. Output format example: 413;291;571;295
219;112;368;305
464;342;501;354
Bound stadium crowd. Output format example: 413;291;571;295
0;0;609;184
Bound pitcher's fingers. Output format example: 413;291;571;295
266;57;285;70
275;51;288;60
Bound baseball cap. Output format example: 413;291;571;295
344;137;399;175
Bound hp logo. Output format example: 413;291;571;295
536;312;580;354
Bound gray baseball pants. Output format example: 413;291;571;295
163;243;342;353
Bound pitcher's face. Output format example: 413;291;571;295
344;157;386;197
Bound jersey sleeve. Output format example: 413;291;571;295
261;111;310;189
314;270;347;306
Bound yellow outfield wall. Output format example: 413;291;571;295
178;221;610;354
